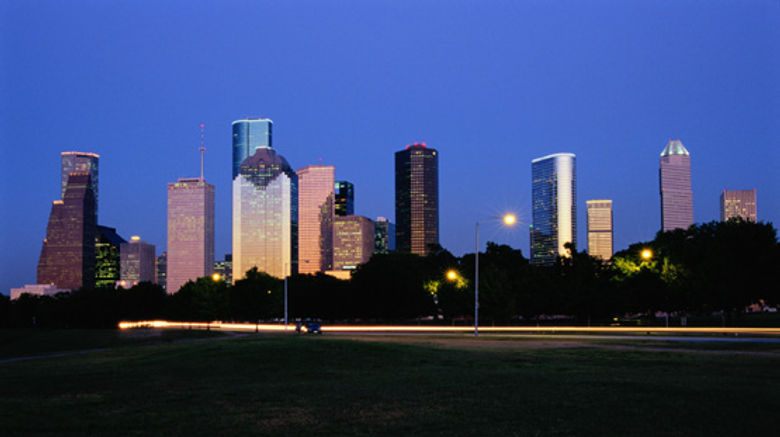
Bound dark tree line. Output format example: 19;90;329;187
2;219;777;328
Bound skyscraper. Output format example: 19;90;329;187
530;153;576;265
232;118;272;179
395;143;439;255
167;178;215;293
233;146;298;279
119;236;156;286
37;172;97;289
335;181;354;216
61;152;99;218
95;225;126;288
333;215;375;270
720;189;757;222
156;252;167;290
374;216;396;254
586;199;613;260
659;139;693;231
296;165;335;273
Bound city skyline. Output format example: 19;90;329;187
2;1;778;294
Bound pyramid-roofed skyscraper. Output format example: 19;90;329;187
659;139;693;231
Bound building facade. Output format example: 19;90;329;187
296;165;335;274
37;172;97;290
119;236;156;286
586;199;613;260
155;252;167;290
659;139;693;231
335;181;354;216
61;151;99;217
720;189;757;222
531;153;576;265
166;178;215;294
233;147;298;279
214;254;233;285
395;143;439;255
374;216;396;254
333;215;375;270
232;118;272;179
95;225;126;288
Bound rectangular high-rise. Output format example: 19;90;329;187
333;215;375;270
395;143;439;255
586;200;613;260
335;181;354;216
37;172;97;290
659;139;693;231
119;236;156;286
95;225;126;288
531;153;576;265
296;165;335;273
167;178;215;293
374;216;396;254
232;118;272;179
720;189;757;222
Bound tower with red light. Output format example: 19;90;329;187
395;142;439;255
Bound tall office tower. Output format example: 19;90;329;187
95;225;126;288
586;200;613;260
233;147;298;279
374;216;396;254
720;189;757;222
37;172;97;290
155;252;167;290
659;139;693;231
297;165;335;273
214;254;233;285
119;236;156;286
61;152;99;218
335;181;354;216
395;143;439;255
333;216;375;270
232;118;272;179
167;178;215;294
530;153;576;265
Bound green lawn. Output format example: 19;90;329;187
1;331;779;436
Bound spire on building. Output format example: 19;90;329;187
199;123;206;181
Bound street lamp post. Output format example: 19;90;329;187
284;262;288;331
474;214;516;337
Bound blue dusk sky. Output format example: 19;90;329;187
1;0;778;294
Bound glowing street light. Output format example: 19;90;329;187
641;248;653;261
446;269;459;281
474;213;517;336
212;273;222;282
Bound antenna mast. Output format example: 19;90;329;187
199;123;206;181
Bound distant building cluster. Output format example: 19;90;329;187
11;122;758;297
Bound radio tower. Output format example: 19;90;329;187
199;123;206;181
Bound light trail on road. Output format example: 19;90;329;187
118;320;780;336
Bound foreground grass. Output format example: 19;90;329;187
0;328;224;359
1;332;779;436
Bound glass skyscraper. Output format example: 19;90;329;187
374;217;396;254
95;225;126;288
395;143;439;255
61;152;99;217
119;236;156;286
297;165;335;274
233;146;298;279
531;153;576;265
232;118;272;179
586;199;613;260
38;172;97;289
335;181;354;216
167;178;215;294
659;139;693;231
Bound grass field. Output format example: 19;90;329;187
1;330;779;436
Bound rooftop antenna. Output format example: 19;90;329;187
199;123;206;181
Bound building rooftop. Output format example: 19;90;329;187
660;139;689;157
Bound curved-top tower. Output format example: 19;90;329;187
659;139;693;231
530;153;576;265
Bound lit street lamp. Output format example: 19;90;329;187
641;248;653;261
474;213;517;336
